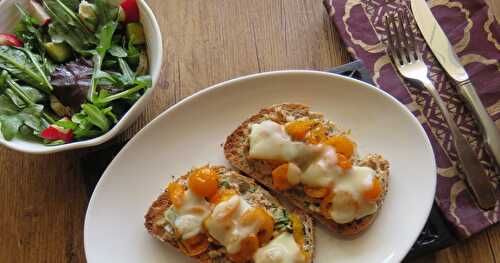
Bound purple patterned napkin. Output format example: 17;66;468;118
323;0;500;238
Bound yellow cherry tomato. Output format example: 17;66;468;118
188;167;219;198
272;163;293;191
167;182;185;209
325;135;355;158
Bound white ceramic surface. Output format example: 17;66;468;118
84;71;437;263
0;0;162;154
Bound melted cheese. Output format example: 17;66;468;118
254;233;304;263
248;120;381;224
163;189;210;239
204;195;259;254
249;120;320;162
286;163;302;186
329;167;378;223
300;146;340;187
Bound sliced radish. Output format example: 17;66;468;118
40;125;73;143
29;0;51;26
0;34;23;47
120;0;140;23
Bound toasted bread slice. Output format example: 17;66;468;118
145;165;314;263
224;103;389;236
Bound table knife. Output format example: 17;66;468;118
411;0;500;171
411;0;498;209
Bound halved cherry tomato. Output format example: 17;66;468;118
325;135;355;158
363;177;382;203
228;234;259;263
167;182;185;209
304;124;328;144
188;167;219;198
240;207;274;245
290;213;304;246
285;120;315;141
120;0;140;23
304;185;330;198
210;188;237;204
0;34;22;47
40;125;73;143
181;233;209;256
272;164;292;191
336;153;352;169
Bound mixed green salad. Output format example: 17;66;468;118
0;0;151;145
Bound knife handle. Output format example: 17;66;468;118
457;80;500;169
422;79;496;210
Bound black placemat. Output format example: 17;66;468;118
80;60;457;260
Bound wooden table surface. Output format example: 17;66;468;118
1;0;499;262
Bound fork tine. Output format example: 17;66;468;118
403;10;420;60
386;13;404;65
390;12;408;64
397;10;414;62
384;15;399;64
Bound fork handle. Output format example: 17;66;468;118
419;78;496;210
456;80;500;169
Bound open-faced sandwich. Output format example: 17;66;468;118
224;103;389;236
145;165;314;263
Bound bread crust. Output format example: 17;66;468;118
145;165;314;263
224;103;389;236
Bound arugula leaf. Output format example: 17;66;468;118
71;110;103;139
0;115;23;140
47;23;93;55
5;89;26;108
43;0;97;53
18;125;44;142
14;4;46;55
109;46;128;58
126;39;140;66
43;0;92;35
0;46;51;93
81;103;110;131
23;48;54;91
118;57;134;82
102;106;118;123
89;21;118;101
60;0;81;11
94;82;145;104
19;85;47;103
94;0;119;29
0;95;18;115
55;118;78;130
17;105;45;131
4;85;46;109
0;96;46;141
1;71;53;123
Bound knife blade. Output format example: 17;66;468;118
411;0;500;171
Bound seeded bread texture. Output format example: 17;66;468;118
223;103;389;236
145;165;314;263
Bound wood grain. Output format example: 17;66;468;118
0;0;498;262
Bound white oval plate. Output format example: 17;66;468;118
84;70;436;263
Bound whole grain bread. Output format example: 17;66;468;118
145;165;315;263
224;103;389;236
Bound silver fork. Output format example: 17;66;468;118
384;11;496;210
